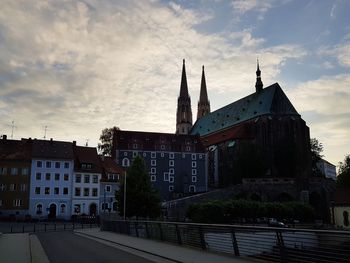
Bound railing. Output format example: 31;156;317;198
0;222;99;234
101;220;350;263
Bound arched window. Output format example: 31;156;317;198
113;202;118;211
189;185;196;193
60;204;66;214
36;204;43;215
122;158;130;167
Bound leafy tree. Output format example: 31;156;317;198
98;126;119;156
310;138;324;177
337;155;350;187
116;156;161;219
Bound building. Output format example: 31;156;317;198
99;156;124;214
29;139;74;220
0;136;32;219
317;158;337;180
72;145;102;216
112;130;207;201
331;188;350;228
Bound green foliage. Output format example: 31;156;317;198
98;126;119;156
310;138;324;177
337;155;350;187
116;156;161;219
187;199;315;223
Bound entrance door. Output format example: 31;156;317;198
48;203;57;219
89;203;97;216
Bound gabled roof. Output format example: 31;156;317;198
0;138;32;161
191;83;299;137
74;146;102;173
31;139;74;160
100;156;124;174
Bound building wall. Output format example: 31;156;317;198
317;160;336;180
29;159;74;220
334;206;350;229
117;150;207;201
72;172;101;216
0;161;31;217
100;182;119;214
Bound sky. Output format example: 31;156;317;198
0;0;349;166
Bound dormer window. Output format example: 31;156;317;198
81;163;92;170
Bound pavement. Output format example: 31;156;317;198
0;228;253;263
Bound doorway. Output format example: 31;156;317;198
89;203;97;216
48;203;57;219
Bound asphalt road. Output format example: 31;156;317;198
36;231;156;263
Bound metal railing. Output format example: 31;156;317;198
0;222;99;234
101;220;350;263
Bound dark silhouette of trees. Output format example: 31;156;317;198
98;126;119;156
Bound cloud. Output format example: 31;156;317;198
319;43;350;67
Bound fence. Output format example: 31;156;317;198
101;220;350;263
0;222;99;234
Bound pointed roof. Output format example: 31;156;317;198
191;83;299;137
255;59;263;92
199;65;209;102
179;59;190;98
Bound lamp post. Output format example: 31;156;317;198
123;171;127;220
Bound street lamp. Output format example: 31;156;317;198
123;170;127;220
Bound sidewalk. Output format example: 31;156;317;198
75;228;253;263
0;233;30;263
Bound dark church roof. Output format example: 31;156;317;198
0;138;31;161
191;83;300;137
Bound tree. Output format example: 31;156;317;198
337;155;350;187
98;126;119;156
116;156;161;219
310;138;324;177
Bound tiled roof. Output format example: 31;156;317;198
113;130;206;153
74;146;102;173
191;83;299;137
31;139;74;160
100;156;124;174
0;138;31;160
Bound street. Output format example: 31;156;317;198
36;231;156;263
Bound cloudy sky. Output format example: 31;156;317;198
0;0;349;165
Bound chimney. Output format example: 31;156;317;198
2;135;7;140
73;141;76;146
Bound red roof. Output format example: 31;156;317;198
74;146;102;173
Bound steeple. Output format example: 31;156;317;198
197;65;211;120
176;59;193;135
255;59;263;92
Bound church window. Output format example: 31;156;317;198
122;158;130;167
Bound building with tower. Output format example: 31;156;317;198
197;66;211;120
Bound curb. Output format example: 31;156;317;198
29;234;50;263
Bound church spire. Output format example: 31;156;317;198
197;65;211;120
255;59;263;92
176;59;192;135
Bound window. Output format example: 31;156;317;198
169;153;174;159
132;151;137;157
45;187;50;195
199;154;203;159
133;143;137;149
55;162;60;168
84;174;90;183
164;172;169;181
169;160;174;167
169;185;174;192
105;185;111;192
113;202;118;211
54;187;59;195
1;167;7;175
161;152;164;157
60;204;66;214
101;203;109;210
63;187;68;195
122;158;130;167
9;184;16;191
169;168;174;174
64;174;69;181
37;161;42;168
151;175;156;182
45;173;51;180
151;160;156;166
123;152;128;156
36;204;43;214
192;169;197;175
13;199;22;207
10;168;18;175
36;172;41;180
169;176;174;183
192;176;197;183
186;146;191;151
151;168;156;174
151;152;156;158
191;154;196;160
75;174;81;183
192;161;197;168
189;185;196;193
46;161;51;168
20;184;26;191
92;175;98;183
84;188;89;196
0;184;6;191
21;168;29;176
55;173;60;181
35;187;40;195
74;204;81;214
92;188;98;196
75;188;81;196
161;145;165;150
143;152;147;157
64;162;69;169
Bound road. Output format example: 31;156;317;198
36;231;156;263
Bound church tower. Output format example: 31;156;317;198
197;65;211;120
176;59;193;135
255;59;263;92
